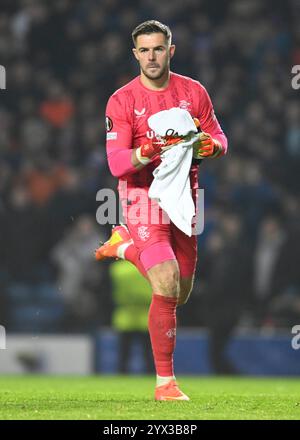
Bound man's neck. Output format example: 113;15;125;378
140;71;170;91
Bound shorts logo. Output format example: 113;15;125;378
137;226;150;241
166;328;176;338
105;116;113;132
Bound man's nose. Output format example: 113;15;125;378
148;49;156;61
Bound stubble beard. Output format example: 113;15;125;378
142;63;168;81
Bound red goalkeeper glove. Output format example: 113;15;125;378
192;132;223;158
135;132;185;165
192;118;223;159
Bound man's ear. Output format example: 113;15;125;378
132;48;139;61
170;44;176;59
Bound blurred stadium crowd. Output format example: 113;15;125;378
0;0;300;333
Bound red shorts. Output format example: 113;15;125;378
121;194;197;278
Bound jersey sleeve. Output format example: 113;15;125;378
105;93;138;177
196;84;228;155
106;93;133;155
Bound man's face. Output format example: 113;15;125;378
133;32;175;81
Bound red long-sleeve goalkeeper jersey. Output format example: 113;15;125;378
105;72;227;200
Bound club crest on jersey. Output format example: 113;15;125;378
134;108;146;117
179;100;191;110
105;116;113;132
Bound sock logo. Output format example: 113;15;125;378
166;328;176;339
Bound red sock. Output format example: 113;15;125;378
124;243;147;278
148;293;177;377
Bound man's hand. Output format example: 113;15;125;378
135;134;184;165
192;131;223;159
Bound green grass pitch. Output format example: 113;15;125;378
0;375;300;420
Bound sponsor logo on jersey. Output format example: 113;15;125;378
105;116;113;132
146;130;156;139
106;132;117;140
146;130;165;144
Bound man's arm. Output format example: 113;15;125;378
106;94;146;178
132;149;145;169
107;141;170;177
193;84;228;159
105;91;219;177
107;147;145;178
106;94;181;177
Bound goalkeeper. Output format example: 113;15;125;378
96;20;228;401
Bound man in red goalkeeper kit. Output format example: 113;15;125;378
95;20;228;401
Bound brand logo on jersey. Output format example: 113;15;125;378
137;226;150;241
179;100;191;110
105;116;113;132
134;108;146;117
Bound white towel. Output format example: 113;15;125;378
148;107;197;137
148;108;199;236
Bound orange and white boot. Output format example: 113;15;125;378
95;224;132;261
154;379;190;401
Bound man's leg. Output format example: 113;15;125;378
142;253;189;400
177;275;195;306
171;221;197;306
95;211;190;399
123;242;148;278
95;224;149;278
145;258;179;382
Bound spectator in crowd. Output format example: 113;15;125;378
110;260;154;374
253;215;300;327
201;212;252;374
51;214;106;330
0;0;299;331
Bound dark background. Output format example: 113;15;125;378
0;0;299;339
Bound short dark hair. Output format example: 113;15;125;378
132;20;172;46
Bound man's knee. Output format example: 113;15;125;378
147;260;180;297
